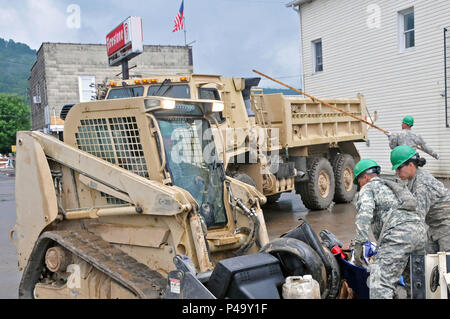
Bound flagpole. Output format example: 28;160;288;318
183;16;187;46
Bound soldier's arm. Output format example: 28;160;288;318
354;188;376;244
415;135;438;158
414;183;432;218
388;134;398;150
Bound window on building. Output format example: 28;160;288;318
42;80;47;105
33;82;41;105
35;83;40;97
399;8;415;51
312;39;323;73
78;75;97;102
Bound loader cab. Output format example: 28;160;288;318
148;99;228;229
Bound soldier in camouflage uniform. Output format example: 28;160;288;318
387;115;439;159
391;145;450;253
352;159;426;299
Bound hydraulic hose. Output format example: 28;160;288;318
225;181;259;256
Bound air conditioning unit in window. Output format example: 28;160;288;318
33;96;41;104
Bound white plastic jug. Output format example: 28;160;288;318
282;275;321;299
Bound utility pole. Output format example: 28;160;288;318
122;59;129;80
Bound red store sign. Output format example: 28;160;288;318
106;23;126;56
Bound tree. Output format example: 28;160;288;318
0;94;30;154
0;38;36;99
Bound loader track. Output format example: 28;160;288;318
36;230;166;299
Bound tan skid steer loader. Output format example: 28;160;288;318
10;96;341;299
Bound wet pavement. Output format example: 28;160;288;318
0;172;20;299
264;191;357;246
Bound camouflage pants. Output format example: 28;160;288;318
427;233;450;253
369;222;426;299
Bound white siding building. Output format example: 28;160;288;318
287;0;450;177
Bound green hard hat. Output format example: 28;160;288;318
402;115;414;127
353;159;380;185
390;145;417;170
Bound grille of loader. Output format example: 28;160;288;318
75;117;149;204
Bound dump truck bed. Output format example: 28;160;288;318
251;93;368;149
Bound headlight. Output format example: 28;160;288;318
162;99;176;110
212;102;224;112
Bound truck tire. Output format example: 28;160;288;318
321;245;342;299
295;157;335;210
332;154;357;203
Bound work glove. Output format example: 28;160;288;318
385;132;392;138
353;243;365;267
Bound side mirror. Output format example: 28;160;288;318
232;78;245;91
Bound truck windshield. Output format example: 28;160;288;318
107;87;144;99
155;104;227;228
147;84;190;99
198;88;220;100
198;88;225;123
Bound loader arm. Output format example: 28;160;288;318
27;131;195;215
12;130;197;271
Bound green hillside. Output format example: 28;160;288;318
259;88;301;95
0;38;36;98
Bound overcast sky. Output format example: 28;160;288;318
0;0;301;88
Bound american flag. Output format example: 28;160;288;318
172;0;184;32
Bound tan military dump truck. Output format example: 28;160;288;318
250;91;368;209
10;95;344;299
101;75;368;210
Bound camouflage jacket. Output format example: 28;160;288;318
407;169;450;240
354;177;422;244
388;129;437;158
